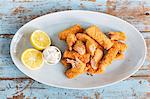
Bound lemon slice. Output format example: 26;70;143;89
21;48;43;70
30;30;51;50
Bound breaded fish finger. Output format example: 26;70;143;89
86;48;103;74
65;57;86;79
63;50;90;63
109;32;126;41
61;59;70;67
90;48;103;70
66;33;77;51
76;33;103;50
112;41;127;52
114;53;124;60
97;41;127;73
85;25;113;49
87;63;105;74
73;40;86;55
86;40;96;56
59;24;83;40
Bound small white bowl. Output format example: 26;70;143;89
43;46;61;65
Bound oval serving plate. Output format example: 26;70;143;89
10;10;146;89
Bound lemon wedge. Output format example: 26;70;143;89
21;48;43;70
30;30;51;50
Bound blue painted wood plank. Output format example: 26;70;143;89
0;0;150;34
0;78;149;99
0;0;150;98
0;38;27;78
0;0;107;34
0;57;149;78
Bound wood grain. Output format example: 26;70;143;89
0;0;150;35
106;0;150;31
1;78;150;99
0;0;150;98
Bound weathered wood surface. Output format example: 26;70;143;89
0;0;150;99
0;0;150;35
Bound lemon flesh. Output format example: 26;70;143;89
21;48;43;70
30;30;51;50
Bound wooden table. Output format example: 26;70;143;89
0;0;150;98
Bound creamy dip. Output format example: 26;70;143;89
43;46;61;64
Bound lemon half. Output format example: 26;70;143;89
30;30;51;50
21;48;43;70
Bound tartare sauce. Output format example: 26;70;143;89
43;46;61;65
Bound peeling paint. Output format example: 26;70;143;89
147;92;150;97
106;0;150;31
80;3;86;8
0;13;4;16
106;0;116;15
0;0;150;98
33;97;37;99
95;92;101;99
7;93;24;99
139;80;142;84
118;1;149;19
0;77;31;80
14;79;33;95
0;34;14;38
81;0;96;2
12;0;33;2
83;96;88;99
11;6;31;15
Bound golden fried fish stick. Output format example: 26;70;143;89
97;41;127;73
63;50;90;63
65;69;80;79
66;33;77;50
76;33;103;50
65;58;86;79
86;48;103;74
85;25;113;49
84;65;90;72
114;53;124;60
59;24;84;40
112;41;127;52
63;50;77;59
86;64;95;74
90;48;103;70
79;53;90;63
86;40;96;56
61;59;70;67
109;32;126;41
73;40;86;55
87;64;105;74
99;47;118;67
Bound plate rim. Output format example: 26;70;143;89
10;10;147;90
